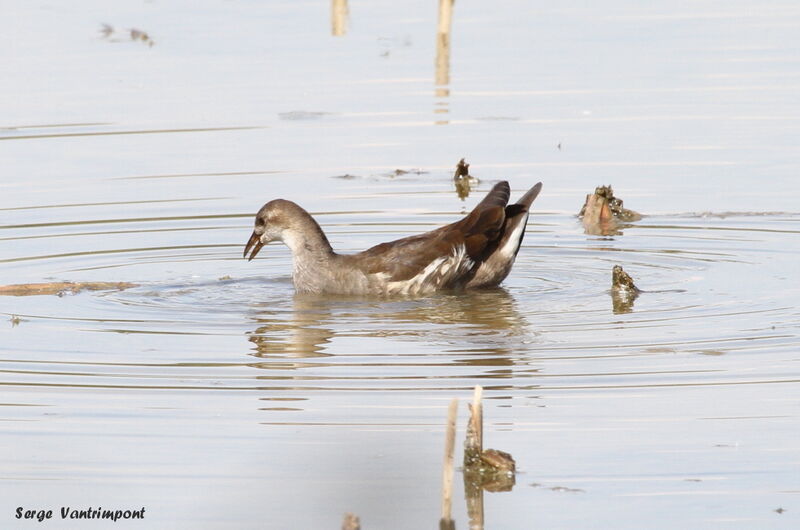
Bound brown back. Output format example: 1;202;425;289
352;181;513;282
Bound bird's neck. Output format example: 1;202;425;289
281;209;334;258
279;209;338;291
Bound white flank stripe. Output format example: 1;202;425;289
387;244;472;295
499;213;528;258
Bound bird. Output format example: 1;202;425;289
244;181;543;295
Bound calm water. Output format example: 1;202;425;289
2;1;799;528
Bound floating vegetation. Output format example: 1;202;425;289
609;265;684;314
0;281;136;297
341;512;361;529
453;157;478;200
578;185;642;236
530;483;585;493
100;24;155;47
385;168;428;177
611;265;640;314
612;265;640;294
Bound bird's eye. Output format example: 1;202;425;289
256;218;265;228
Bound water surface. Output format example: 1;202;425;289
1;1;799;528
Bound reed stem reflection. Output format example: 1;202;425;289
331;0;349;37
435;0;455;123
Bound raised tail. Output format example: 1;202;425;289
516;182;543;209
466;182;543;288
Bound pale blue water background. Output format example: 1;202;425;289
1;1;798;528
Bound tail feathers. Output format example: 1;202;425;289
464;181;542;288
515;182;543;210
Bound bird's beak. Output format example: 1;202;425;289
244;231;264;261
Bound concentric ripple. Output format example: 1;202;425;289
2;203;797;397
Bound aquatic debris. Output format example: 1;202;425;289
530;483;585;493
612;265;640;294
479;449;516;474
377;35;413;58
0;281;136;297
579;185;641;236
548;485;585;493
453;158;479;200
453;158;469;179
438;386;516;529
611;265;640;314
384;168;427;178
463;386;516;490
100;24;154;47
610;266;685;314
341;512;360;530
461;386;515;529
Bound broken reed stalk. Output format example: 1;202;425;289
464;385;483;466
473;386;483;451
440;398;458;529
464;386;485;530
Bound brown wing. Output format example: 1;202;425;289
349;181;512;282
472;180;510;211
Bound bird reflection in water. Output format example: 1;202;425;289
246;287;531;365
247;295;335;360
